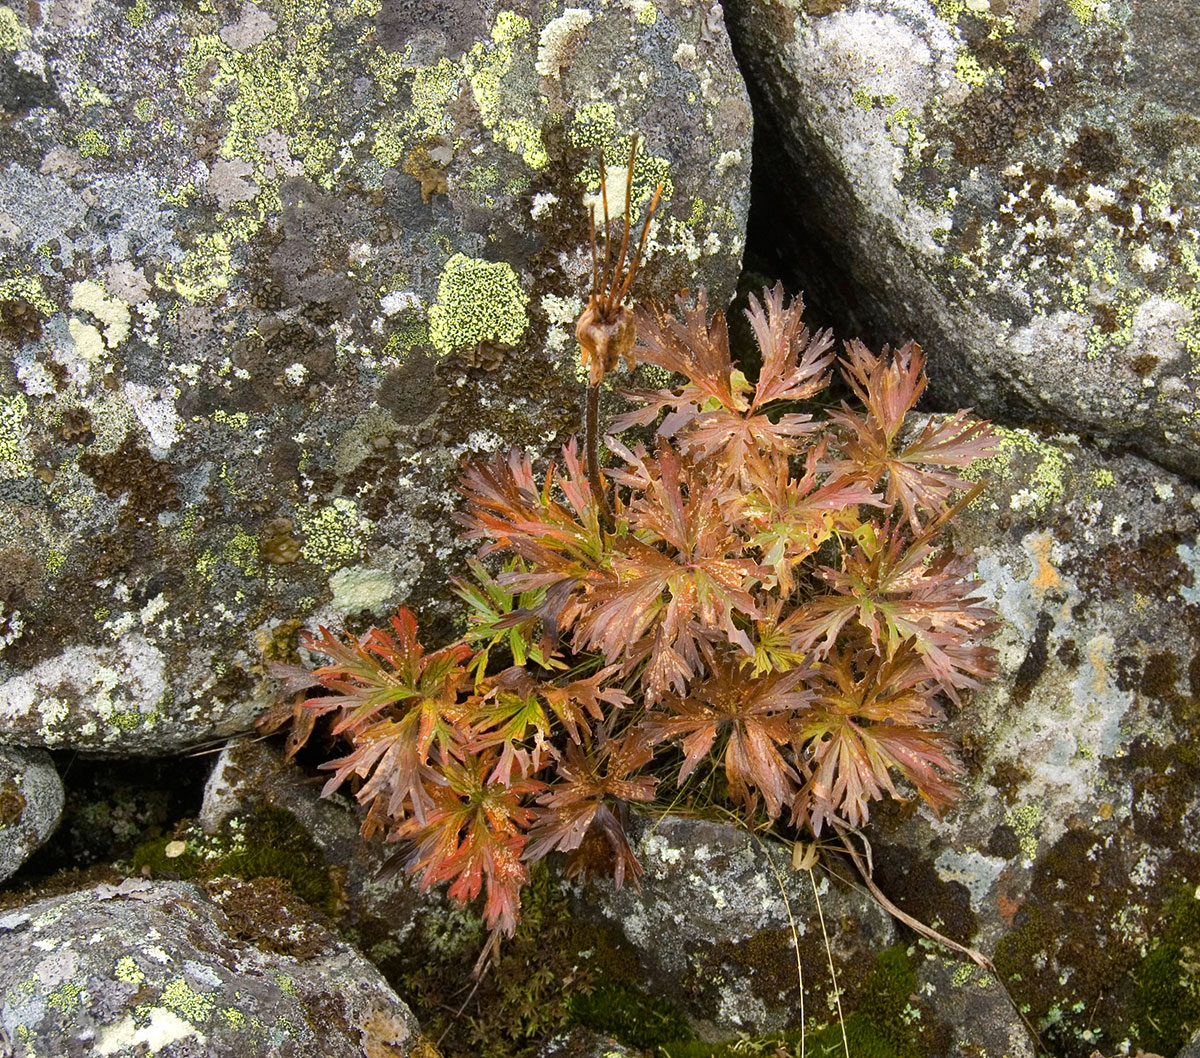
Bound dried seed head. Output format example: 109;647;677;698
577;135;663;386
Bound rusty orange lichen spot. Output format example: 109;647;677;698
996;892;1021;925
1024;531;1062;598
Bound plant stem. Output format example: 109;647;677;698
585;382;613;529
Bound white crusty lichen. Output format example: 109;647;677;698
535;8;592;79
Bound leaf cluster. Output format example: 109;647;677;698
263;283;998;945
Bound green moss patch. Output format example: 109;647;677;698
130;803;335;915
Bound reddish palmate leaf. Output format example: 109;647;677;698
743;284;835;410
614;287;832;483
792;644;963;833
830;340;997;530
579;443;763;702
525;730;656;888
647;648;810;820
392;749;543;938
793;524;999;699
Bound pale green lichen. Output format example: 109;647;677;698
1007;803;1043;860
159;978;216;1023
0;394;31;480
71;280;131;347
298;498;373;569
0;6;30;50
115;956;145;984
428;253;529;354
329;566;394;612
76;129;110;158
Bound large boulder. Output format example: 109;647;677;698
864;420;1200;1057
0;0;752;752
0;876;425;1057
724;0;1200;480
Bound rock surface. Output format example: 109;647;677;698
0;0;751;753
865;419;1200;1057
0;876;425;1057
577;811;895;1038
0;745;63;882
724;0;1200;479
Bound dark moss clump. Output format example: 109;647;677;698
654;945;929;1058
994;817;1200;1058
570;981;694;1051
130;803;336;915
1133;886;1200;1054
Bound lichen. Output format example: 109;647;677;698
159;978;216;1023
428;254;529;354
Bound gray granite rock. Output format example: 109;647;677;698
575;811;895;1038
0;745;63;882
863;420;1200;1056
724;0;1200;480
0;876;425;1057
0;0;752;753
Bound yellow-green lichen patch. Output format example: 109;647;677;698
115;956;145;984
125;0;150;27
1006;802;1043;860
427;254;528;354
1066;0;1099;22
161;233;234;304
0;274;54;316
47;983;83;1011
0;394;32;479
953;51;990;88
76;129;110;158
159;978;216;1023
0;5;29;50
968;426;1072;516
463;12;544;169
297;498;373;569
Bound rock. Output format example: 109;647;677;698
575;812;895;1038
0;876;426;1057
0;746;64;882
1178;1027;1200;1058
723;0;1200;479
0;0;752;752
862;420;1200;1057
199;736;432;951
537;1028;647;1058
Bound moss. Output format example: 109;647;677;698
130;804;336;915
653;947;929;1058
570;981;694;1051
1133;886;1200;1053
